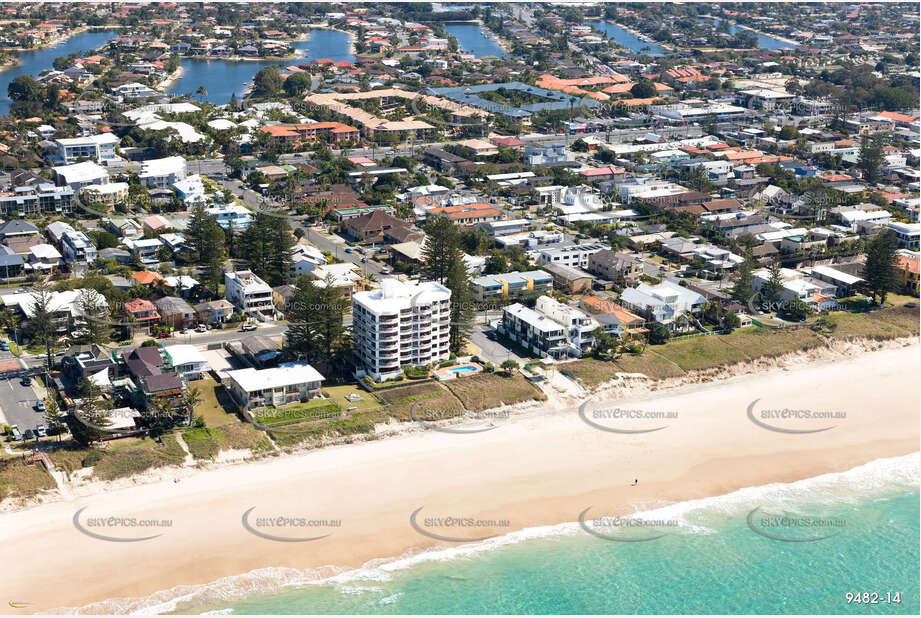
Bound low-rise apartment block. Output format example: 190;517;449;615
500;295;598;358
537;242;607;268
56;132;119;163
469;270;553;301
225;270;275;317
226;362;326;411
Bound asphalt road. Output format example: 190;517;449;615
217;179;387;278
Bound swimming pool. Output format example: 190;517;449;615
435;363;484;380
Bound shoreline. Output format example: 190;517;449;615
591;18;674;53
0;341;917;613
701;15;800;47
156;65;184;91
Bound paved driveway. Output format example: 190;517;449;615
0;376;42;434
467;325;531;366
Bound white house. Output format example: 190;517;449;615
139;156;187;188
226;362;325;411
225;270;275;317
52;160;110;190
619;280;706;327
162;344;211;380
56;133;119;163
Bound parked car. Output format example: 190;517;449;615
35;400;45;412
241;323;257;332
11;424;21;441
380;267;392;275
360;257;368;263
196;324;208;333
36;425;47;438
0;341;8;351
20;376;30;387
23;429;34;440
157;332;171;339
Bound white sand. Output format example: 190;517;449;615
0;344;917;613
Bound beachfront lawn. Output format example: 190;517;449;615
324;384;383;412
444;373;546;412
92;435;187;481
722;327;824;358
824;307;916;340
193;378;240;428
0;457;56;501
653;335;751;372
182;423;274;460
378;382;464;421
562;354;686;388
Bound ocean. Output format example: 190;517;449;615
78;454;920;615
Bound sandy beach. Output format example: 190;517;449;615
0;344;917;613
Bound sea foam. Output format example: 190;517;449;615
57;453;919;615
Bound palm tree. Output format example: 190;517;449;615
182;386;202;424
196;85;207;102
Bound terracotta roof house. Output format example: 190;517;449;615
123;298;160;333
131;270;164;287
343;210;422;244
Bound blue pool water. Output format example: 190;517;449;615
448;365;479;375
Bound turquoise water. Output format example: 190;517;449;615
0;29;119;114
588;20;667;56
143;455;918;615
168;29;354;104
445;23;507;58
448;365;479;375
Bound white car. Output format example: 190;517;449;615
196;324;208;333
241;323;257;332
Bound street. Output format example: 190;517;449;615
216;179;387;278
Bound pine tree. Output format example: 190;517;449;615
421;216;460;284
238;214;294;286
187;203;227;295
28;284;56;372
42;397;65;442
76;288;109;344
857;133;885;185
732;246;756;304
762;261;785;310
445;251;473;354
284;275;345;370
862;230;898;305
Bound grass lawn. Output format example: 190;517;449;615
324;384;382;412
722;327;824;359
654;336;751;372
183;426;275;460
444;373;546;412
92;435;186;481
868;305;920;336
192;379;240;428
0;457;56;501
825;309;915;340
378;382;463;421
614;353;686;380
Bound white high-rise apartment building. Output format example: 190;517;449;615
352;279;451;381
